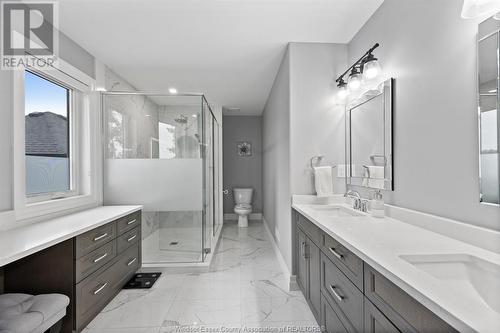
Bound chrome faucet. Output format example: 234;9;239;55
344;190;368;212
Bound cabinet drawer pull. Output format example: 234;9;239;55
127;235;137;242
329;285;345;302
127;219;137;225
301;241;308;259
93;252;108;263
127;257;137;266
93;282;108;295
93;233;108;242
329;247;344;260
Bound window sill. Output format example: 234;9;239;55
16;193;99;222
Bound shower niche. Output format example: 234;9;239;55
103;93;222;264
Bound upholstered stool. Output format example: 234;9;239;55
0;293;69;333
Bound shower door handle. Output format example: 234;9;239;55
222;189;229;195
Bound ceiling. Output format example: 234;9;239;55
58;0;384;115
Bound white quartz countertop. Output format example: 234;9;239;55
0;205;142;267
292;201;500;333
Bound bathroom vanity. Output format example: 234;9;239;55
0;206;142;333
294;208;455;332
292;198;500;333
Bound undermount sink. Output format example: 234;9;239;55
400;254;500;313
305;205;363;217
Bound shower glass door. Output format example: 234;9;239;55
102;92;219;264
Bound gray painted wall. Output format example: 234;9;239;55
263;47;291;269
348;0;500;230
0;72;13;212
289;43;347;195
59;31;96;79
262;43;348;271
223;116;263;214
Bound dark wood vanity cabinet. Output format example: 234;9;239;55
293;209;457;333
4;210;142;333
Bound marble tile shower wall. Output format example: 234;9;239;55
105;68;160;159
142;211;160;240
105;68;162;239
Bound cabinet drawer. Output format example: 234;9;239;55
75;240;116;283
322;295;348;333
75;222;116;258
113;244;140;286
116;211;141;236
75;245;140;331
321;253;363;332
117;227;140;253
297;214;322;245
364;298;400;333
364;264;457;333
323;233;363;290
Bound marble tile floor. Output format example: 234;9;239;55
84;221;319;333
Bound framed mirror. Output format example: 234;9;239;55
346;78;394;191
478;15;500;205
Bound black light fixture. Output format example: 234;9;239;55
336;43;382;99
337;78;348;99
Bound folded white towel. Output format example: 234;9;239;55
314;166;334;197
362;166;385;189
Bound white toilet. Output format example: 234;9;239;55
233;188;253;228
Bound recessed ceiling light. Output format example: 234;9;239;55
169;88;178;94
192;114;197;118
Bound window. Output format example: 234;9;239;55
24;70;74;199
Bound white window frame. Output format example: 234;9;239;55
12;57;102;222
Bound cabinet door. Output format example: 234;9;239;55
309;239;321;320
364;299;400;333
297;228;309;297
322;295;348;333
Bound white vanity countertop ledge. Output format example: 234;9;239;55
0;205;142;267
292;202;500;333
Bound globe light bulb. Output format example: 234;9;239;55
363;59;382;80
337;84;349;99
348;71;362;91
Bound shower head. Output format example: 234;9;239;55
174;115;188;124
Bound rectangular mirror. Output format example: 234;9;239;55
478;15;500;205
347;78;394;191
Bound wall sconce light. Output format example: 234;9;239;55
461;0;500;19
347;66;363;91
337;78;349;100
336;43;382;99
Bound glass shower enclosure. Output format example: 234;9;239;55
102;92;221;264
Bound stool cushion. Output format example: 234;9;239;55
0;293;69;333
0;294;35;317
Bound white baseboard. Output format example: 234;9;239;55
224;213;262;221
262;217;294;292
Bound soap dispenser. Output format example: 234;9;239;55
371;190;385;218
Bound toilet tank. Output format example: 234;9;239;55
233;188;253;205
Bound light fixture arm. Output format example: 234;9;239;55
335;43;379;83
